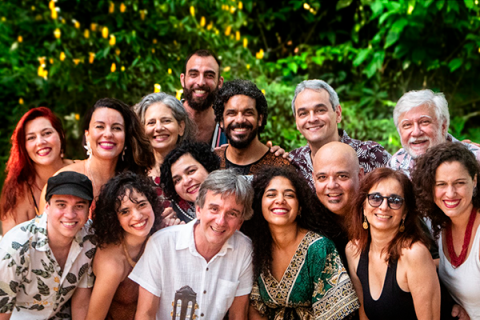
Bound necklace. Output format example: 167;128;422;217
122;239;148;268
446;206;477;268
84;160;97;193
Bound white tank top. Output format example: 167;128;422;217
439;224;480;318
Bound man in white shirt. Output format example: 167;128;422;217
130;169;254;320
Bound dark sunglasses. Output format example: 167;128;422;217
367;193;404;210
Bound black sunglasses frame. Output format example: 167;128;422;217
367;193;404;210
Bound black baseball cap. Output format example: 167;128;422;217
45;171;94;204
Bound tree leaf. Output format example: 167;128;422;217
336;0;353;11
448;58;463;72
353;48;371;66
384;18;409;48
464;0;474;10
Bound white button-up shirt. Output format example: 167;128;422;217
129;219;253;319
0;214;95;319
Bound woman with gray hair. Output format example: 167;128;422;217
135;92;196;181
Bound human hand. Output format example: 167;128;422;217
461;139;480;148
266;141;290;159
452;304;470;320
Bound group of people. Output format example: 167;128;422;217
0;48;479;320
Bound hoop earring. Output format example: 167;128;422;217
122;146;127;161
399;219;405;232
84;141;92;158
363;215;368;230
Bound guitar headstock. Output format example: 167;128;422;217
171;285;198;320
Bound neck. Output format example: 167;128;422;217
123;233;148;258
86;156;117;179
193;223;222;262
225;139;269;165
369;228;396;256
184;102;214;120
269;223;302;250
184;102;216;144
450;203;476;231
308;130;341;158
150;148;172;176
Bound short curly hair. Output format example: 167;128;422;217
412;142;480;239
91;172;161;248
213;79;268;134
160;141;220;200
245;166;341;278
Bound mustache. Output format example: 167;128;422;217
227;122;253;131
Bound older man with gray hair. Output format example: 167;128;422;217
388;89;480;178
290;79;391;191
130;169;253;320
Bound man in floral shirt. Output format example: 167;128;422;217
0;172;95;320
289;79;391;192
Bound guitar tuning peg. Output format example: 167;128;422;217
194;303;199;309
172;302;174;306
170;311;173;316
192;315;197;320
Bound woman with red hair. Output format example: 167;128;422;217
1;107;73;234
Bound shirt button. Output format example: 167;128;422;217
206;268;209;271
201;313;204;317
203;290;206;294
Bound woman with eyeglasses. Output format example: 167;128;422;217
413;142;480;319
346;167;440;320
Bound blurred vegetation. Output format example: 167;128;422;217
1;0;480;187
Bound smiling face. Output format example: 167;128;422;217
195;191;244;254
261;176;300;227
144;103;185;155
180;55;224;111
434;161;477;221
398;104;447;158
171;153;209;203
221;94;262;149
46;194;89;243
25;117;63;167
294;89;341;147
85;107;125;160
117;189;155;240
363;177;406;232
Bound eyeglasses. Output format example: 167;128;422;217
367;193;404;210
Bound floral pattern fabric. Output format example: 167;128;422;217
250;231;359;320
0;214;96;319
290;129;391;192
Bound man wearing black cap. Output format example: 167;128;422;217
0;172;95;320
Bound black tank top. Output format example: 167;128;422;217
357;244;417;320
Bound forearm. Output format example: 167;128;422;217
0;313;12;320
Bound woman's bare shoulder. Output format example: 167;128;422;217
57;160;86;174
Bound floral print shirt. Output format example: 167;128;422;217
0;214;96;319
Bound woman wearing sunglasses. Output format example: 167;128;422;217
346;167;440;320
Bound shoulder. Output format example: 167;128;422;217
289;145;309;159
93;245;126;276
56;160;86;175
345;240;360;256
233;230;252;248
260;152;292;167
400;241;431;266
0;218;41;256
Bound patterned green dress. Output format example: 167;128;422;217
250;231;359;320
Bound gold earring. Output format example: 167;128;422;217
362;215;368;230
399;218;405;232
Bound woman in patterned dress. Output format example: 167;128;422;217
247;166;359;320
86;171;162;320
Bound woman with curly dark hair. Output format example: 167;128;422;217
412;142;480;318
346;167;440;320
247;166;359;320
86;171;161;320
160;141;220;222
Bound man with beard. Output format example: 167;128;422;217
388;89;480;178
213;79;291;175
180;49;227;148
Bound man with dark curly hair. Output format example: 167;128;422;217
213;79;291;175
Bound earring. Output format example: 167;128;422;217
362;215;368;230
84;141;92;158
122;146;127;161
399;218;405;232
60;150;64;159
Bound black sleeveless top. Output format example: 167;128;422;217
357;244;417;320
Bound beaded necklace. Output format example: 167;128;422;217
446;207;477;268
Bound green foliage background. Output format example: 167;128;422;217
1;0;480;187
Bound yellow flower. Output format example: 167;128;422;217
151;48;155;53
256;49;264;59
261;89;266;95
236;31;240;41
152;38;158;44
225;26;231;36
303;3;310;10
111;62;116;72
90;23;97;31
207;22;213;30
72;19;80;29
224;66;231;72
246;64;250;70
230;6;236;13
200;16;206;27
38;57;46;65
120;3;126;12
31;5;36;10
243;37;248;48
53;28;61;39
225;5;230;11
190;6;195;17
51;9;57;20
89;52;95;64
140;10;146;20
84;29;90;38
75;113;80;120
1;17;6;22
49;0;55;10
19;98;24;105
176;89;183;100
59;52;66;61
115;48;121;55
102;27;109;39
238;1;243;10
109;35;116;46
42;70;48;80
17;35;23;43
73;59;80;65
49;58;54;64
168;68;172;74
154;84;161;93
109;2;115;13
173;40;178;46
121;66;125;71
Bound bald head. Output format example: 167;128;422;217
312;142;364;216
